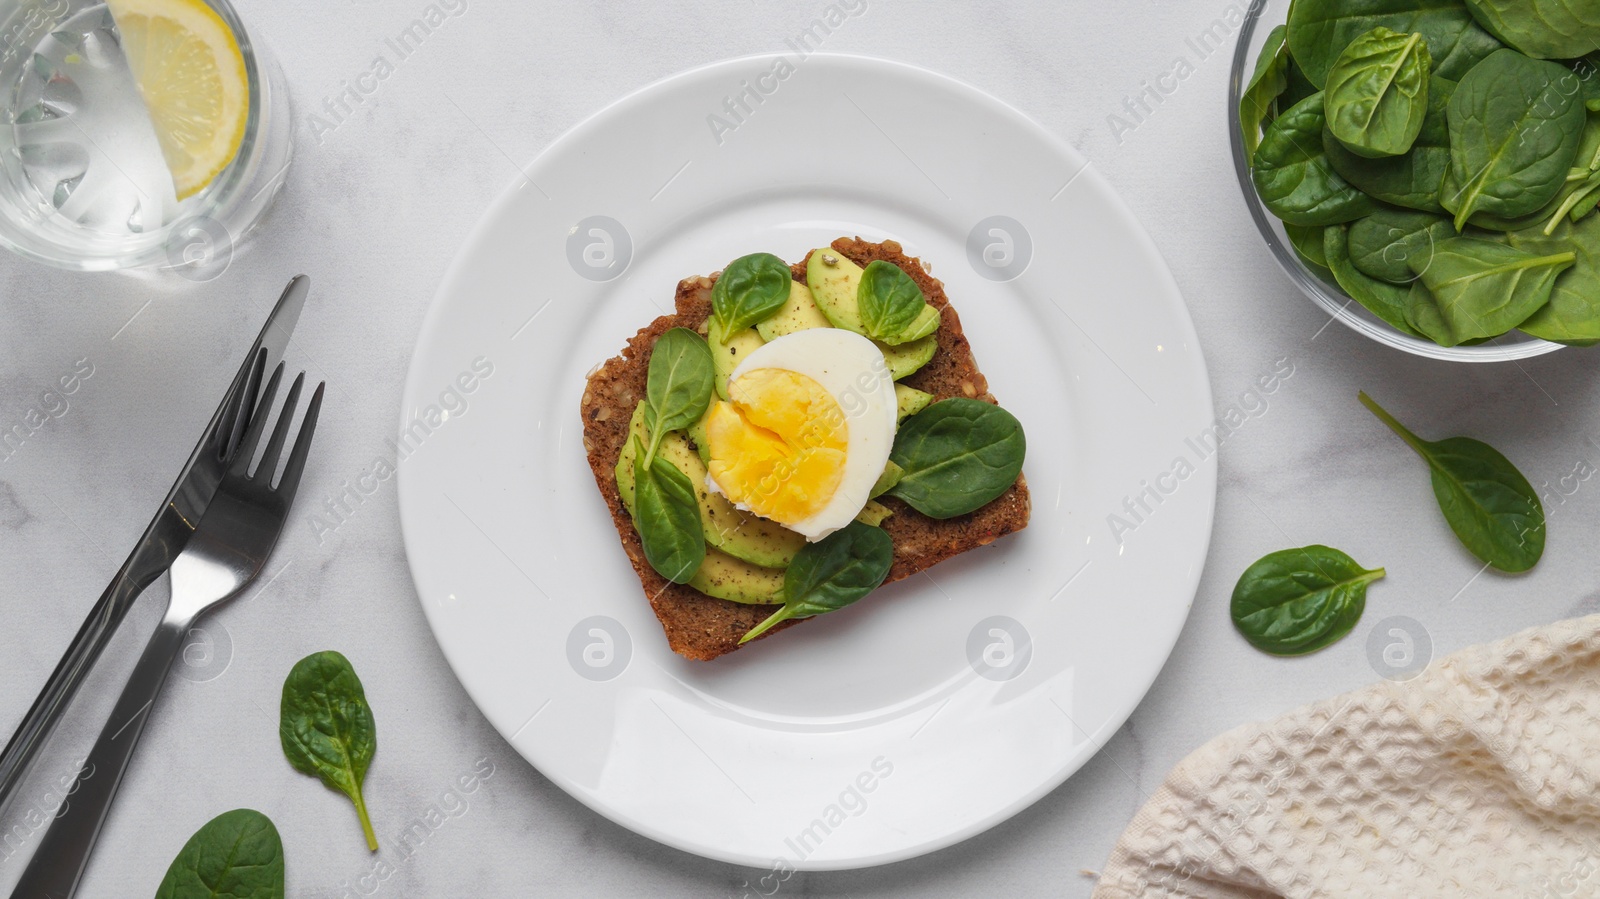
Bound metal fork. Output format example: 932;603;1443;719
11;362;324;899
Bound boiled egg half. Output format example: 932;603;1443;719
704;328;897;541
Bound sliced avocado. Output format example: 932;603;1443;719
807;248;867;333
619;402;805;569
892;305;941;344
617;434;785;603
870;460;903;498
689;546;785;604
614;432;640;513
854;500;893;527
687;406;711;466
707;316;764;401
895;384;933;422
807;249;937;345
880;334;937;380
756;280;832;342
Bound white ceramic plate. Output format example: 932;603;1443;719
399;53;1215;871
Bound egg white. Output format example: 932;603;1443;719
709;328;898;542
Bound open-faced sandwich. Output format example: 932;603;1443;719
580;238;1030;660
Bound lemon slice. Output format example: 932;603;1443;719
108;0;248;200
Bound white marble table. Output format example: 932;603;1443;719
4;1;1598;895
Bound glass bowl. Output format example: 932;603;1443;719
1227;0;1563;361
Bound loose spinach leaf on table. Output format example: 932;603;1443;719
1254;94;1377;226
1242;25;1293;158
1442;49;1587;230
1287;0;1500;87
1464;0;1600;61
1410;236;1573;341
887;398;1026;519
643;327;714;466
1348;207;1455;283
1507;213;1600;344
631;435;706;583
1231;545;1383;656
858;260;927;343
1324;75;1455;213
155;809;285;899
1359;391;1545;571
1325;27;1432;158
1325;222;1422;334
740;521;894;644
711;252;791;334
280;652;379;851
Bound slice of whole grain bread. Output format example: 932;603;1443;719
579;237;1031;661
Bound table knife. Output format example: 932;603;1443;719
0;275;308;817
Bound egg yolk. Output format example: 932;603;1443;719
705;368;848;528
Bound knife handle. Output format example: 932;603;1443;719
0;564;160;822
10;608;188;898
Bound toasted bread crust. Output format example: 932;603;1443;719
579;238;1031;661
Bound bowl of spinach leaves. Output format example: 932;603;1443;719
1230;0;1600;360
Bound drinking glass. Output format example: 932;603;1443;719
0;0;291;276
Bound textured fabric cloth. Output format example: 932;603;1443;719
1095;615;1600;898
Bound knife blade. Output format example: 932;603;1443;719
0;275;309;816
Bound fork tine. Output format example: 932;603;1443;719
230;363;284;477
255;372;305;481
275;382;324;496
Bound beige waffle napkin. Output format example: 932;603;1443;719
1094;614;1600;898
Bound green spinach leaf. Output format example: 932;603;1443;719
1326;27;1432;158
858;260;928;343
1404;279;1456;343
1508;213;1600;343
740;521;893;644
1544;115;1600;232
154;809;284;899
1286;223;1336;281
1324;75;1455;213
1564;175;1600;226
1254;93;1378;226
1231;545;1383;655
1464;0;1600;60
1574;54;1600;108
1284;59;1322;111
1287;0;1500;87
1348;207;1455;283
711;252;791;334
1360;391;1545;571
279;652;378;851
1442;49;1587;230
1411;236;1572;341
1443;172;1600;233
631;435;706;583
643;327;714;466
888;398;1026;519
1325;222;1422;334
1242;25;1293;158
1443;112;1600;233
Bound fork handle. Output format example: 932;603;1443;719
0;568;157;819
10;609;190;899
